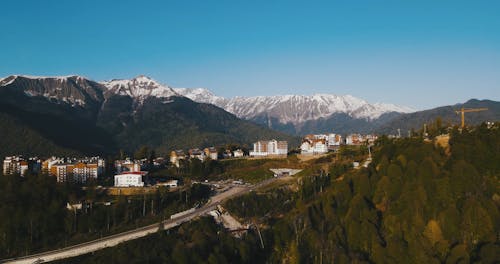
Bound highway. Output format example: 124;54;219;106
1;180;273;264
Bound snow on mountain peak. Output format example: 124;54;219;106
0;75;90;85
173;87;226;105
101;75;178;100
175;88;414;123
1;73;414;124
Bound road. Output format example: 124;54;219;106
1;180;270;264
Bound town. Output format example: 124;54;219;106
2;133;377;187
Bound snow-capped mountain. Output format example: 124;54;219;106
174;88;414;123
0;74;415;135
173;87;227;106
101;75;178;101
0;74;293;157
0;75;104;107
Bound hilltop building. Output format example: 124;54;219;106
250;140;288;157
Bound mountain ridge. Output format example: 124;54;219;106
1;74;497;153
174;87;414;122
0;75;296;158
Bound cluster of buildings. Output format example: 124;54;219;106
169;139;289;164
249;139;288;157
113;157;173;187
2;155;105;184
300;134;342;155
43;156;105;183
345;133;378;145
170;147;245;167
300;133;378;155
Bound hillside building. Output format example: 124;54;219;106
204;147;218;160
189;148;206;161
114;171;145;187
233;149;244;158
327;133;342;148
300;138;328;155
250;140;288;157
3;156;41;176
115;159;141;173
46;157;105;184
170;150;186;167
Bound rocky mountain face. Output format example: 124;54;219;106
174;88;414;134
0;75;105;120
0;75;104;106
0;75;294;157
0;75;114;156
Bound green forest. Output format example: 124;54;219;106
49;123;499;263
0;174;211;258
1;123;499;263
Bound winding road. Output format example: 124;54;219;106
1;180;274;264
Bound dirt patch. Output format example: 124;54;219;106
434;134;450;155
107;187;166;196
297;153;329;162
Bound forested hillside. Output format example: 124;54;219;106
377;99;500;134
61;123;499;263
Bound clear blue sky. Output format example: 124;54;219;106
1;0;499;110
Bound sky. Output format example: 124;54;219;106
0;0;499;110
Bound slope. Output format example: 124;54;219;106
377;99;500;134
175;88;414;135
97;95;298;154
0;75;116;157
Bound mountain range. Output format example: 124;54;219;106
174;87;414;135
0;75;294;158
0;74;498;158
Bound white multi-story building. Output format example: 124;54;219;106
45;157;105;184
300;139;328;155
3;156;28;176
114;172;145;187
3;156;40;176
327;133;342;147
250;140;288;157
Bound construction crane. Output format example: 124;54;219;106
455;107;488;128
